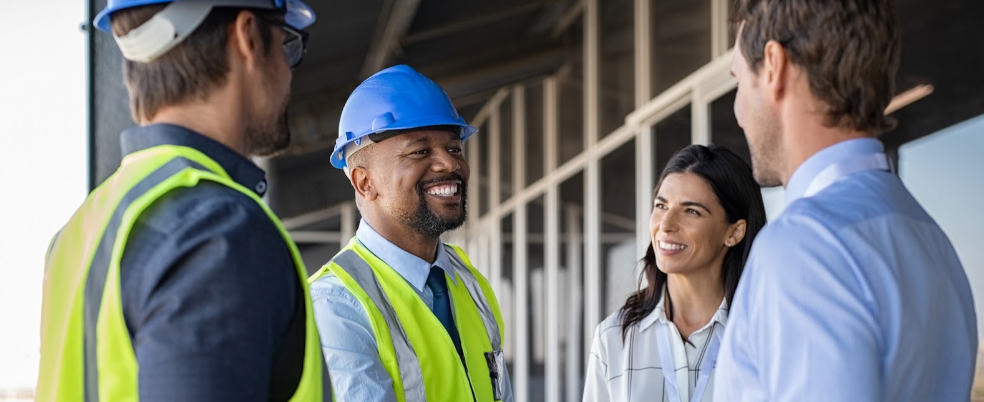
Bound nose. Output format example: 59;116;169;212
432;149;460;173
655;210;679;234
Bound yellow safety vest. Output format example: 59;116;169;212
37;144;324;401
310;239;507;402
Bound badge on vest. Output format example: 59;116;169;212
485;349;505;401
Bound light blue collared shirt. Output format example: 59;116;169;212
714;138;977;401
311;219;513;402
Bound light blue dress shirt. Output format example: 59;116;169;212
713;138;978;402
311;219;513;402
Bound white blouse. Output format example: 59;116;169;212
583;295;728;402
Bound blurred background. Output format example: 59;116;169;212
2;0;983;401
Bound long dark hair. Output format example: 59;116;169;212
619;144;767;340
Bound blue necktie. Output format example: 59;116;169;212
426;266;463;358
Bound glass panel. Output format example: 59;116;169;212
559;172;585;401
525;83;545;186
599;0;635;138
559;16;585;165
653;105;692;172
899;114;984;398
477;120;490;217
527;196;546;402
727;0;737;47
500;95;514;203
709;89;785;220
500;213;515;374
709;89;749;163
651;0;712;95
600;140;639;317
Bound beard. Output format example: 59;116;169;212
246;75;292;157
747;109;784;188
402;173;468;239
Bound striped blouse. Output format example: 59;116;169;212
583;295;728;402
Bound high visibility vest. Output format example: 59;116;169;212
37;144;324;401
310;239;507;402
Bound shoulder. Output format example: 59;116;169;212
136;181;272;235
310;272;365;310
592;311;628;351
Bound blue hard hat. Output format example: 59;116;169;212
93;0;316;32
331;64;478;170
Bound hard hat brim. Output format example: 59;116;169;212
94;0;316;32
330;121;478;170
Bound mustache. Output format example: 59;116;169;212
417;173;467;190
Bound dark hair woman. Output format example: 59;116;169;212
583;144;767;402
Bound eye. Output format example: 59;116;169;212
448;146;463;154
685;208;701;216
411;148;430;155
654;202;668;210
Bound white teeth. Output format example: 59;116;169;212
658;241;686;251
427;184;458;197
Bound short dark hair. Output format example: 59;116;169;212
619;144;767;340
110;5;276;122
734;0;901;135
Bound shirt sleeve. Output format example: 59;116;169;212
582;323;611;402
120;184;302;402
717;217;882;402
310;275;398;402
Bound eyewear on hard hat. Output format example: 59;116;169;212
258;15;309;69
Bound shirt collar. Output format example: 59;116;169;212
355;219;457;292
120;123;269;197
640;289;729;331
785;137;885;206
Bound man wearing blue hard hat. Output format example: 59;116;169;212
37;0;328;401
309;64;514;402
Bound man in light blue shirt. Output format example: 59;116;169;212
310;65;513;402
717;1;977;401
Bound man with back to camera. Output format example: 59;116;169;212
309;64;514;402
37;0;329;400
715;0;977;401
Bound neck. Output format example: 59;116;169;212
146;83;249;156
777;84;871;186
666;269;724;339
365;214;441;263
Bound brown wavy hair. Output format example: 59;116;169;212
734;0;901;135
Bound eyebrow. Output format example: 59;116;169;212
402;137;431;147
655;196;713;214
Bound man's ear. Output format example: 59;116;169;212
761;39;789;103
229;10;263;71
350;167;377;202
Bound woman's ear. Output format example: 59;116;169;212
725;219;747;247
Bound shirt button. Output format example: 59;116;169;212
255;180;267;194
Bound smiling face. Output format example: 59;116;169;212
360;129;469;239
650;172;744;277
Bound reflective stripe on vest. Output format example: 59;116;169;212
83;157;208;401
332;250;427;400
38;145;324;401
442;246;501;352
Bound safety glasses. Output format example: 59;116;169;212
259;15;309;69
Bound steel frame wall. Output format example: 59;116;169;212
462;1;737;401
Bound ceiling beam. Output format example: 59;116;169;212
402;1;547;46
361;0;421;79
